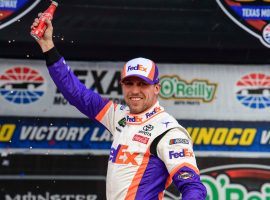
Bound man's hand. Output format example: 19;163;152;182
31;13;55;53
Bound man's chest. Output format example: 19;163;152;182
114;122;157;148
109;122;159;165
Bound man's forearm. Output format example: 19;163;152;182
41;41;55;53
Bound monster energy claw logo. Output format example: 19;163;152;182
159;76;217;102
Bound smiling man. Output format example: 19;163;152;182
121;58;160;114
31;16;207;200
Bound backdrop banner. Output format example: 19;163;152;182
1;117;269;158
0;58;270;121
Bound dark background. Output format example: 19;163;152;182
1;0;270;64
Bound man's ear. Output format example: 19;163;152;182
154;84;161;94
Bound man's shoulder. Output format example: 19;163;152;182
154;111;191;136
113;104;130;121
155;111;179;125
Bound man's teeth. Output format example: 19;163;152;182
131;97;141;100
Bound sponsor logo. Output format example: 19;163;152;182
109;144;139;165
169;149;194;159
159;76;217;104
116;117;126;132
126;115;143;123
169;138;189;145
216;0;270;47
145;106;162;118
178;172;194;180
235;73;270;109
201;164;270;200
138;130;151;137
127;64;147;72
0;66;46;104
143;124;154;131
187;127;256;146
162;121;172;128
0;124;15;142
0;0;41;30
118;118;126;127
132;134;149;144
5;192;97;200
139;124;154;136
120;105;126;110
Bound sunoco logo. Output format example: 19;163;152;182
216;0;270;48
0;66;46;104
235;73;270;109
201;164;270;200
159;75;217;102
0;0;41;30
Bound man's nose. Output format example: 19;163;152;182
131;84;141;93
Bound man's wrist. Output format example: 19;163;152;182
44;46;62;66
40;41;55;53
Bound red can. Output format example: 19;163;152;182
31;1;58;40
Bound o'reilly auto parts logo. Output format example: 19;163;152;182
159;75;217;103
0;66;46;104
0;0;41;29
235;73;270;109
216;0;270;48
201;164;270;200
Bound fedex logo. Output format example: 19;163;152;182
109;144;139;165
169;149;194;159
145;106;162;118
126;115;143;123
127;64;147;72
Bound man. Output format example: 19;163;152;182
31;17;207;200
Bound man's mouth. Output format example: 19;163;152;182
130;97;142;101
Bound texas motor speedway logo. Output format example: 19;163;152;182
0;0;41;29
216;0;270;47
235;73;270;109
0;66;46;104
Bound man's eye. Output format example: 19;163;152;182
139;82;148;86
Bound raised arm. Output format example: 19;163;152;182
30;17;112;122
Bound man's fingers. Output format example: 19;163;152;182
34;13;53;29
30;18;39;30
45;19;52;29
